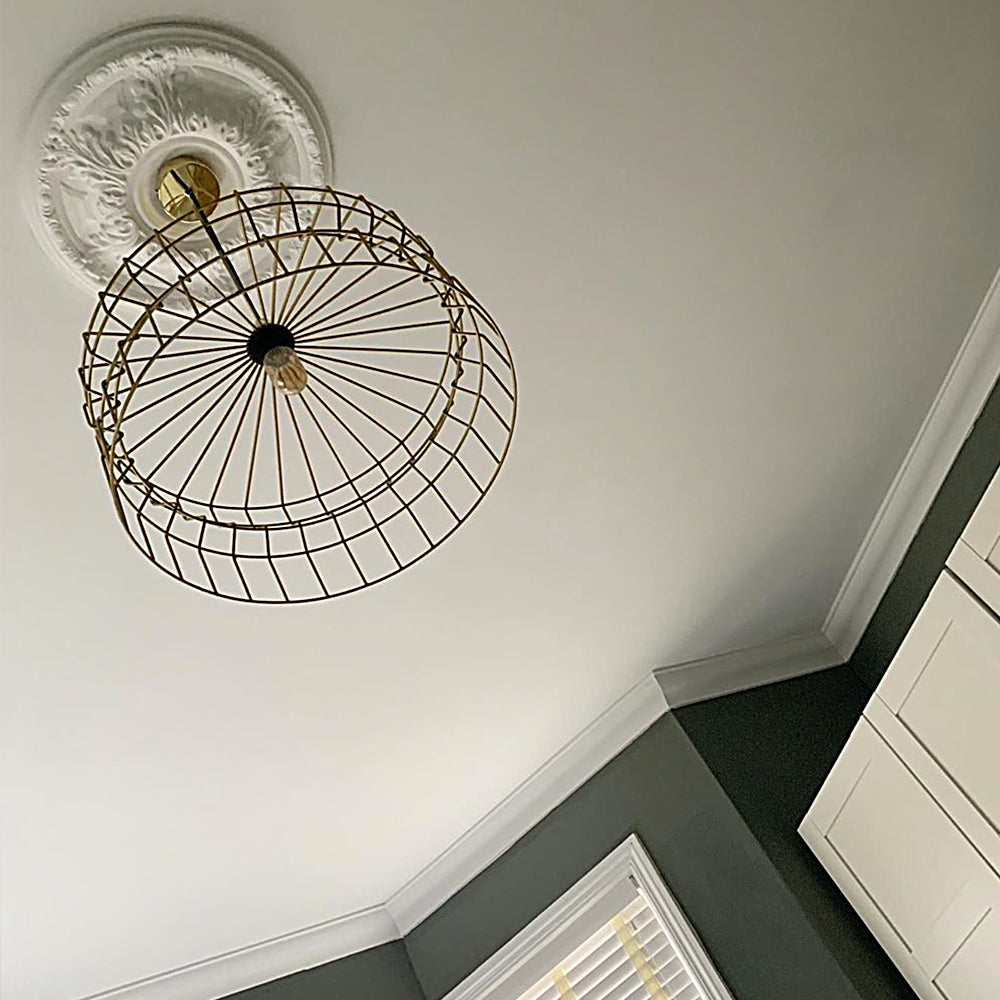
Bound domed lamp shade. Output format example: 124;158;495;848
80;178;516;602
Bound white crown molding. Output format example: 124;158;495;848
441;834;734;1000
386;674;668;934
823;263;1000;659
72;905;399;1000
653;631;843;709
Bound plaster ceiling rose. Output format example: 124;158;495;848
25;19;332;289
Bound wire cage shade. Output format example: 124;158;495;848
81;186;516;602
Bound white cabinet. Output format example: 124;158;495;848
800;720;1000;1000
801;462;1000;1000
948;465;1000;616
867;572;1000;874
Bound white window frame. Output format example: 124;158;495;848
442;834;735;1000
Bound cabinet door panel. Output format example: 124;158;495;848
935;906;1000;1000
800;719;997;1000
873;571;1000;835
821;723;987;959
950;465;1000;616
961;464;1000;567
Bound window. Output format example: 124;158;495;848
444;835;733;1000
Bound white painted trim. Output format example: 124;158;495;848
441;834;735;1000
387;675;667;934
71;905;399;1000
629;836;735;1000
823;263;1000;659
653;631;843;709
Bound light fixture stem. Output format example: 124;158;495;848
169;168;263;325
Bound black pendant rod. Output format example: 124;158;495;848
169;169;264;326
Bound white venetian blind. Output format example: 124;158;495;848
515;895;705;1000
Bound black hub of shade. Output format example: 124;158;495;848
246;323;295;366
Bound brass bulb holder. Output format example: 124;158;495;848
156;157;221;220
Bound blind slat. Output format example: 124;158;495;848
518;897;706;1000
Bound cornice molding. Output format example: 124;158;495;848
823;263;1000;659
654;632;842;709
72;906;398;1000
386;674;668;934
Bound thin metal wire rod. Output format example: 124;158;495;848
208;366;265;512
119;351;250;424
135;361;258;491
233;195;272;324
296;317;453;346
119;343;249;365
264;529;291;601
190;523;218;597
301;354;450;423
100;328;245;345
296;331;453;351
230;193;283;317
119;264;252;339
300;390;435;548
303;371;461;523
277;226;354;328
244;375;268;511
281;225;421;330
272;383;289;521
284;396;330;514
282;250;393;333
231;526;253;600
291;272;427;338
118;246;434;335
292;289;445;344
297;344;505;434
305;386;466;528
269;189;285;321
152;230;260;334
238;190;292;290
296;347;459;396
295;392;401;571
90;301;245;342
296;523;330;596
162;364;261;533
276;191;330;326
122;345;246;394
125;356;254;454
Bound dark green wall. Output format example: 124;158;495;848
404;714;876;1000
850;375;1000;691
673;665;915;1000
224;941;424;1000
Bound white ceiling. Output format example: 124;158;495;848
3;3;1000;999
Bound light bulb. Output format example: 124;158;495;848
262;345;308;395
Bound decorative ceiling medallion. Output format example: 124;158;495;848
25;20;332;289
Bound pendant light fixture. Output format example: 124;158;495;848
27;21;516;603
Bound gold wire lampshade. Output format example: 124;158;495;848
80;185;516;602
